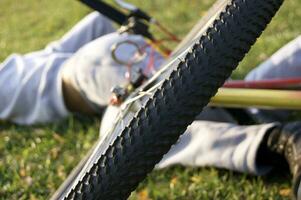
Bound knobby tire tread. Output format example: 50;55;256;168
64;0;283;199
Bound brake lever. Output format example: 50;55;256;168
114;0;153;22
114;0;137;12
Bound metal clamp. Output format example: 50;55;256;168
111;40;146;65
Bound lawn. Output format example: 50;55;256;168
0;0;300;199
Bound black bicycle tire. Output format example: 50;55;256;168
64;0;284;199
51;1;234;199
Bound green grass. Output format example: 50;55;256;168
0;0;300;199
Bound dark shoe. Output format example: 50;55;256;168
267;121;301;200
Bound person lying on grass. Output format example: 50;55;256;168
1;12;301;199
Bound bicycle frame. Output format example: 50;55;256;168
224;78;301;89
211;87;301;110
209;78;301;110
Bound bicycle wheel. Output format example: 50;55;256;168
57;0;284;199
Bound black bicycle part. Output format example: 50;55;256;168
78;0;154;40
78;0;127;25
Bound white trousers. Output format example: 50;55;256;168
156;120;277;175
0;12;115;124
0;11;163;124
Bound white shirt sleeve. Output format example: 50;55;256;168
0;52;70;125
